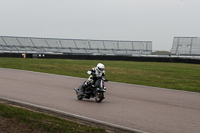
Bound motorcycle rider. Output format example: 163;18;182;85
80;63;107;95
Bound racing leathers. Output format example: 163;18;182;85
80;67;106;94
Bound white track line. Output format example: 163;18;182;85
0;96;148;133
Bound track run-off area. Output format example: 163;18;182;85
0;68;200;133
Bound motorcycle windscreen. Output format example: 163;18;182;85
94;79;101;88
77;83;85;90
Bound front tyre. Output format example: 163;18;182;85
95;91;104;103
77;95;83;100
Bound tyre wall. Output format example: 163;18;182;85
0;53;200;64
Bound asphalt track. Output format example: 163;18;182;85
0;68;200;133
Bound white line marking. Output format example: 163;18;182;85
0;96;148;133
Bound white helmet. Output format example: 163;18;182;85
96;63;105;73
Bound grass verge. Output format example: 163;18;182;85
0;57;200;92
0;102;107;133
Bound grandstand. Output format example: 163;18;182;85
171;37;200;55
0;36;152;56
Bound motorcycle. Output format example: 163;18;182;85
74;76;108;103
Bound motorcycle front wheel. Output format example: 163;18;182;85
77;95;83;100
95;91;104;103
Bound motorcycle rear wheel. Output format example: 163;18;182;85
95;91;104;103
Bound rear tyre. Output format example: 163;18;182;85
95;91;104;103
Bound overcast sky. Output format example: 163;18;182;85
0;0;200;51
